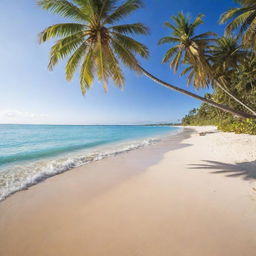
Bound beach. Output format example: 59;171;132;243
0;126;256;256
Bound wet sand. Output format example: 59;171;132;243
0;127;256;256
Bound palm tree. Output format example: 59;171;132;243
38;0;150;94
231;56;256;107
159;12;256;115
209;36;248;89
38;0;255;119
159;12;216;74
220;0;256;49
208;36;256;114
211;37;246;70
235;56;256;92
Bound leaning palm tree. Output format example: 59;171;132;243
159;12;256;115
159;12;216;74
159;12;214;89
208;36;248;87
38;0;255;119
220;0;256;49
208;36;256;114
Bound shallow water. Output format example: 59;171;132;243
0;124;179;200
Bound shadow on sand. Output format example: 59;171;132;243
189;160;256;180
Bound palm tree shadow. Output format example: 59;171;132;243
189;160;256;180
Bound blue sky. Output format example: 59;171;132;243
0;0;237;124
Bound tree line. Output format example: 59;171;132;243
38;0;256;133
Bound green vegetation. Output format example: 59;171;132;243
182;106;256;135
182;92;256;134
181;0;256;134
38;0;149;94
38;0;256;133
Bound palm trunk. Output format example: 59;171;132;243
196;50;256;115
215;78;256;115
138;65;256;119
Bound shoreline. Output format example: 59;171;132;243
0;126;256;256
0;126;183;201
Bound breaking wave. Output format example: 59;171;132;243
0;137;160;201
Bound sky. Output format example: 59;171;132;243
0;0;237;125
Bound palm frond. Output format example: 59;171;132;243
39;23;85;43
110;23;149;35
225;10;254;34
170;50;182;73
234;0;256;7
172;12;187;27
191;32;217;41
159;12;211;75
111;32;149;58
96;33;108;91
99;0;117;19
104;45;125;87
39;0;148;94
111;39;140;72
38;0;88;21
158;36;180;45
187;69;195;85
103;0;143;25
161;47;179;63
66;42;88;81
219;8;244;24
240;12;256;33
80;48;94;95
190;14;204;33
180;65;193;76
243;18;256;47
85;0;101;18
48;32;85;70
164;21;180;34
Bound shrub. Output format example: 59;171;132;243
218;118;256;135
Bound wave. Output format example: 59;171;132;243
0;139;113;166
0;137;160;201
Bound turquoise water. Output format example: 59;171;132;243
0;124;179;200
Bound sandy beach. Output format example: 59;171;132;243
0;126;256;256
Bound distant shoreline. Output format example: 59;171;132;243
0;126;255;255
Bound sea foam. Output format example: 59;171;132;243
0;138;159;201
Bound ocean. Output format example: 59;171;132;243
0;124;180;200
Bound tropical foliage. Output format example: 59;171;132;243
182;59;256;134
38;0;149;94
158;12;216;77
182;103;256;135
159;9;256;134
220;0;256;49
38;0;256;133
159;12;256;115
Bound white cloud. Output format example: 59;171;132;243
0;110;49;124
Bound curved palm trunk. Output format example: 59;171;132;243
196;51;256;115
138;65;256;119
215;78;256;115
